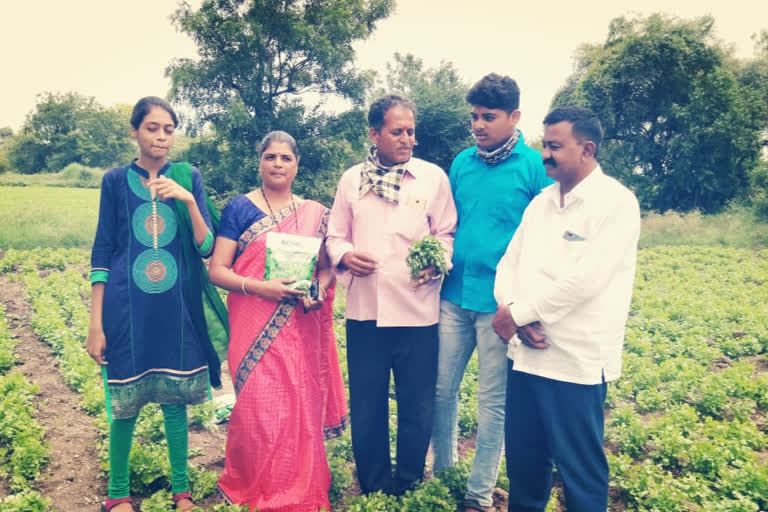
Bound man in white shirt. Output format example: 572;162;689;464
492;106;640;512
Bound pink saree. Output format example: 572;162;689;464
218;199;348;512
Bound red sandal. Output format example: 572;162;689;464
172;492;201;511
101;496;134;511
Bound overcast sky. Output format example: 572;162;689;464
1;0;766;139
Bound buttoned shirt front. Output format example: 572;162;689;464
494;166;640;385
327;158;457;327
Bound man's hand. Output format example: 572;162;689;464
340;251;378;277
492;304;518;344
413;265;439;286
517;321;549;349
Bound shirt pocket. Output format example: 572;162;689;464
540;228;589;280
390;200;430;242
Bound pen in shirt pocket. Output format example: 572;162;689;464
563;230;585;242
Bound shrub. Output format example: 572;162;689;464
59;162;103;188
748;161;768;221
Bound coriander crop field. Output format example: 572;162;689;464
0;185;766;510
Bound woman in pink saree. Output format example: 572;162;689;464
209;131;348;511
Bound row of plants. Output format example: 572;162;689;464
604;246;768;511
10;245;765;510
0;302;52;510
0;249;494;510
0;252;244;511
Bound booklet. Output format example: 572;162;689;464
264;232;322;292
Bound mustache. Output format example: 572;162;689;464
543;158;557;167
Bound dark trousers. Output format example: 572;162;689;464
505;360;608;512
346;320;439;495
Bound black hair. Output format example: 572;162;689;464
368;94;417;131
130;96;179;129
466;73;520;112
259;130;300;159
543;106;603;155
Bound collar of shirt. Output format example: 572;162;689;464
549;164;603;209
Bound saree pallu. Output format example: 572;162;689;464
218;199;348;512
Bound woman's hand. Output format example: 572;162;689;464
300;286;326;312
253;278;307;302
148;176;194;204
86;327;108;365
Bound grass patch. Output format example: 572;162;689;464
0;163;103;189
2;182;768;251
640;206;768;249
0;186;99;249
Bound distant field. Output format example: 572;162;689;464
1;184;767;250
640;207;768;249
0;186;99;249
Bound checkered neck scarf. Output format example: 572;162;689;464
359;146;408;204
476;130;520;166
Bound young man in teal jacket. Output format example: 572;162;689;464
432;73;552;512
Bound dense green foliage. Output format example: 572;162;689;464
374;53;473;173
0;255;222;508
167;0;394;205
553;14;767;213
405;235;450;279
607;246;768;510
5;92;134;174
0;303;51;508
3;243;766;510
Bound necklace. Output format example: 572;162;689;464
261;188;299;232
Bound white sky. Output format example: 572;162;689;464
1;0;766;139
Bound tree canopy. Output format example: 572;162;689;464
552;14;767;213
375;53;473;173
6;92;134;174
167;0;394;204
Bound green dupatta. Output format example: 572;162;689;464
167;162;229;389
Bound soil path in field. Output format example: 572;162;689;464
0;275;104;510
0;273;233;510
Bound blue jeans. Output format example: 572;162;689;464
432;299;508;507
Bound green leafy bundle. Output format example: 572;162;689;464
406;235;449;280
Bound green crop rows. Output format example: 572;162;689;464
1;245;766;511
0;301;51;511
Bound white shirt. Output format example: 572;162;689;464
493;165;640;385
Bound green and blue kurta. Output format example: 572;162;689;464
90;161;217;420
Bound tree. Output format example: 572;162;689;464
375;53;473;173
552;14;766;212
739;29;768;146
7;92;135;173
167;0;394;203
0;127;12;174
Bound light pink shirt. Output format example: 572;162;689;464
327;158;457;327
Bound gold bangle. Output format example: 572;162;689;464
241;276;251;296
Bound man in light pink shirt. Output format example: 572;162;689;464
326;94;457;495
